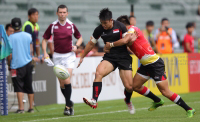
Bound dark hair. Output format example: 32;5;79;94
146;21;154;26
129;15;136;19
186;22;194;29
5;23;12;30
117;15;130;25
28;8;39;16
99;8;112;21
57;4;68;12
161;18;169;23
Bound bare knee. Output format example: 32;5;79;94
132;84;143;92
95;70;103;81
160;89;170;97
124;83;133;92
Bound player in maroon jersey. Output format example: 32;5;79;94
42;5;83;116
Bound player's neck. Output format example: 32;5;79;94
188;32;192;35
59;20;66;26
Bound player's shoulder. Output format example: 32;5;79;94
66;18;74;25
94;24;104;32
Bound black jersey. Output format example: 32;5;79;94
92;20;129;58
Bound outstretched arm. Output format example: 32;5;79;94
77;37;96;68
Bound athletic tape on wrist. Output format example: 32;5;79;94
91;36;97;44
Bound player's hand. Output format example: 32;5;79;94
104;46;110;53
43;52;49;59
130;32;138;42
77;57;83;68
72;46;77;52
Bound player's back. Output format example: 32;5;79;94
129;26;159;65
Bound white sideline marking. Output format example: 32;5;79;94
23;101;200;122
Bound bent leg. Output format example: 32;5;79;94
157;80;192;111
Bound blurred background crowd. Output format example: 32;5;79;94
1;0;200;58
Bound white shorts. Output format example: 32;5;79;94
53;52;76;69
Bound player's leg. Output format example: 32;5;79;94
119;69;135;114
53;52;75;115
83;60;115;108
132;66;163;111
59;68;74;115
151;58;195;117
156;79;195;117
117;56;135;114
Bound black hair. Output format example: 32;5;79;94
161;17;169;23
146;20;154;26
186;22;194;29
129;15;136;19
99;8;112;21
5;23;12;30
57;4;68;12
117;15;130;25
28;8;39;16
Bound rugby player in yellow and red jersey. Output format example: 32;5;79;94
104;15;195;118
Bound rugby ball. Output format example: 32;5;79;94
53;65;70;80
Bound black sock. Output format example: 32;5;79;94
176;97;191;111
64;84;72;107
60;87;65;97
92;82;102;101
124;89;133;103
146;92;161;103
139;86;161;102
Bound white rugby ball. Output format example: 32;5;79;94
53;65;70;80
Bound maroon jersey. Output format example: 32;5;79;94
43;19;81;53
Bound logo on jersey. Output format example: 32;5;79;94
113;29;119;33
67;26;71;29
54;26;58;29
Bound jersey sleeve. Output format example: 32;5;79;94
73;24;81;39
92;25;103;40
119;22;127;37
43;24;53;40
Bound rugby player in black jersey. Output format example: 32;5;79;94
77;8;159;114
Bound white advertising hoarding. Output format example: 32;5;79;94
57;57;125;104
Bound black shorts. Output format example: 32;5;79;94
103;55;132;71
11;61;34;94
137;58;167;84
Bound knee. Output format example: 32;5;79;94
95;70;103;80
160;89;169;97
132;84;142;92
125;84;133;92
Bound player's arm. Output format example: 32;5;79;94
104;33;137;52
42;24;52;58
72;25;83;52
77;26;102;68
42;39;49;58
77;37;97;68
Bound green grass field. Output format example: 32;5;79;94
1;92;200;122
